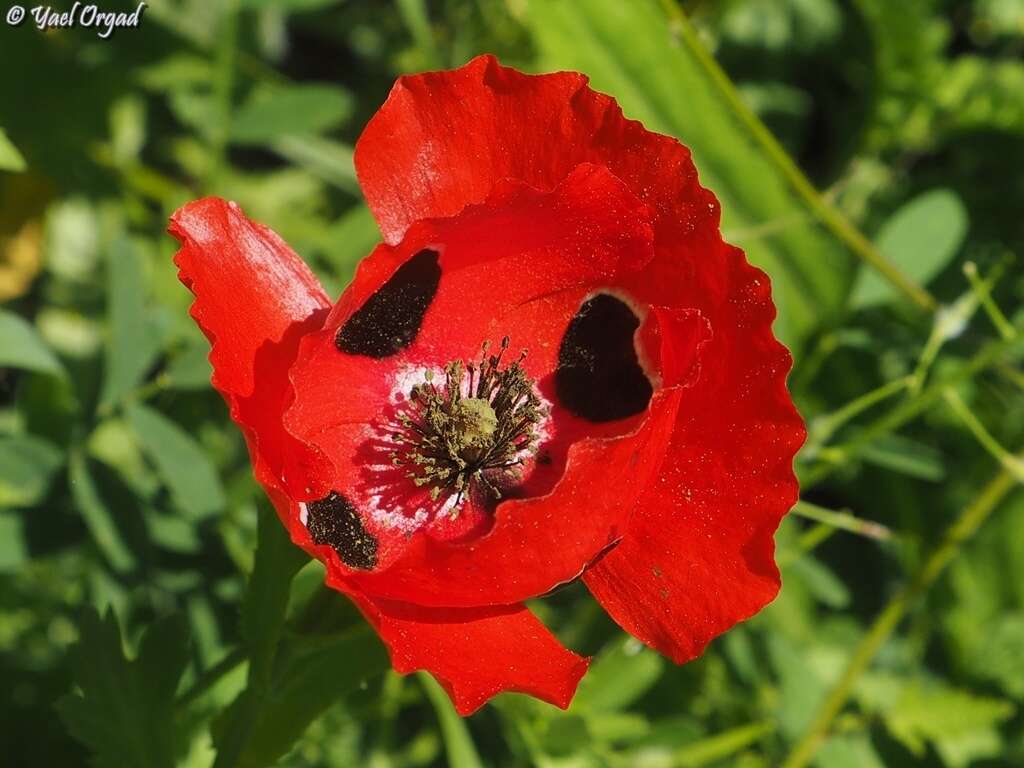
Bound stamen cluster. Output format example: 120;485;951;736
391;337;546;507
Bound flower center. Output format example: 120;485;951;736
391;337;546;506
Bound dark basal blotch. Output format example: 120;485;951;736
556;293;653;422
336;249;441;357
306;491;378;570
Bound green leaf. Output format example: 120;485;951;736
0;127;27;172
852;189;968;307
100;237;164;408
672;720;774;767
937;56;1024;137
164;342;213;390
572;636;663;713
219;627;389;768
146;510;202;554
768;633;828;738
270;135;360;195
968;614;1024;699
69;449;137;573
859;675;1016;767
232;84;353;145
814;734;885;768
241;505;308;688
420;672;484;768
325;204;380;263
126;403;225;519
214;509;332;768
56;609;190;768
0;309;64;376
521;0;856;349
0;435;63;508
852;0;948;153
786;554;851;609
0;511;28;571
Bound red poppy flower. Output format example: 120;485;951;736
169;55;804;716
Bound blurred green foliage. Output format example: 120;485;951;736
2;0;1024;766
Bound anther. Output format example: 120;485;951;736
387;338;547;509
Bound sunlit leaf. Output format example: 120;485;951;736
0;309;64;376
127;403;225;519
852;188;968;307
857;673;1015;766
0;511;28;571
164;341;213;390
69;449;137;573
232;84;353;145
0;435;63;508
0;127;27;172
572;636;663;713
100;237;164;408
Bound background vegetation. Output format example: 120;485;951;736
2;0;1024;766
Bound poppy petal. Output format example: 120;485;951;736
169;197;334;512
344;588;589;715
584;240;804;663
355;54;707;246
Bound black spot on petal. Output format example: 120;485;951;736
336;249;441;357
556;294;653;422
306;492;378;570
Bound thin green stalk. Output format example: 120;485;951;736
804;330;1024;487
791;501;891;541
942;389;1024;482
781;461;1022;768
964;261;1017;341
804;376;913;455
789;332;839;394
673;720;775;766
660;0;936;312
908;293;979;393
998;363;1024;391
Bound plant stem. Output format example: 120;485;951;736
963;261;1017;341
780;461;1021;768
942;389;1024;482
804;329;1024;488
673;720;775;766
804;376;913;455
791;501;891;541
660;0;937;312
998;362;1024;391
908;292;980;393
